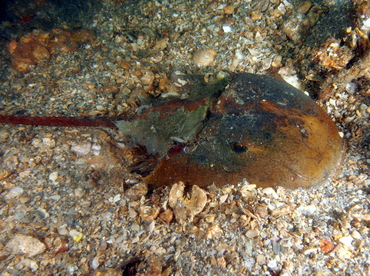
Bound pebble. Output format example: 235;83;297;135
245;229;260;239
74;187;86;197
0;169;12;180
4;154;19;170
339;236;354;248
297;1;312;14
250;11;263;21
31;138;42;148
0;129;10;143
280;13;310;42
256;254;266;264
92;268;122;276
193;49;217;67
141;70;155;86
298;204;317;215
154;38;169;50
351;230;362;240
49;171;59;182
125;182;148;201
91;256;101;270
69;229;84;242
49;194;61;201
21;258;39;271
66;263;78;274
262;187;279;199
267;259;278;269
159;208;173;223
19;196;30;204
71;142;92;156
109;194;121;203
4;234;46;257
224;6;234;15
222;25;232;33
42;137;56;148
5;187;24;200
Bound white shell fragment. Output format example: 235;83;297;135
4;234;46;257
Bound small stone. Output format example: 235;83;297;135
83;83;96;90
19;196;30;204
206;224;223;239
32;45;50;61
0;129;10;143
31;138;42;148
222;25;232;33
57;227;69;236
91;256;101;270
313;39;354;70
262;187;278;199
351;230;362;240
69;229;84;242
4;234;46;257
267;260;278;269
159;208;174;223
0;169;12;180
42;137;56;148
297;1;312;14
125;182;148;201
109;194;121;203
21;258;39;271
140;205;160;221
298;204;317;215
219;194;228;204
154;38;169;50
339;236;354;248
257;254;266;264
5;187;24;200
246;229;260;238
3;155;19;170
251;11;263;21
49;171;59;182
74;187;85;197
281;13;310;42
141;70;155;86
169;182;185;205
66;263;78;274
49;194;61;201
71;142;92;156
92;268;122;276
119;60;131;70
193;49;217;67
271;55;283;68
187;185;207;216
224;6;234;15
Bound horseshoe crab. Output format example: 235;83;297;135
117;73;344;189
0;73;344;189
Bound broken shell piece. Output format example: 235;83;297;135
168;182;207;223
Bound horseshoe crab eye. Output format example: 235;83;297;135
230;142;248;153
